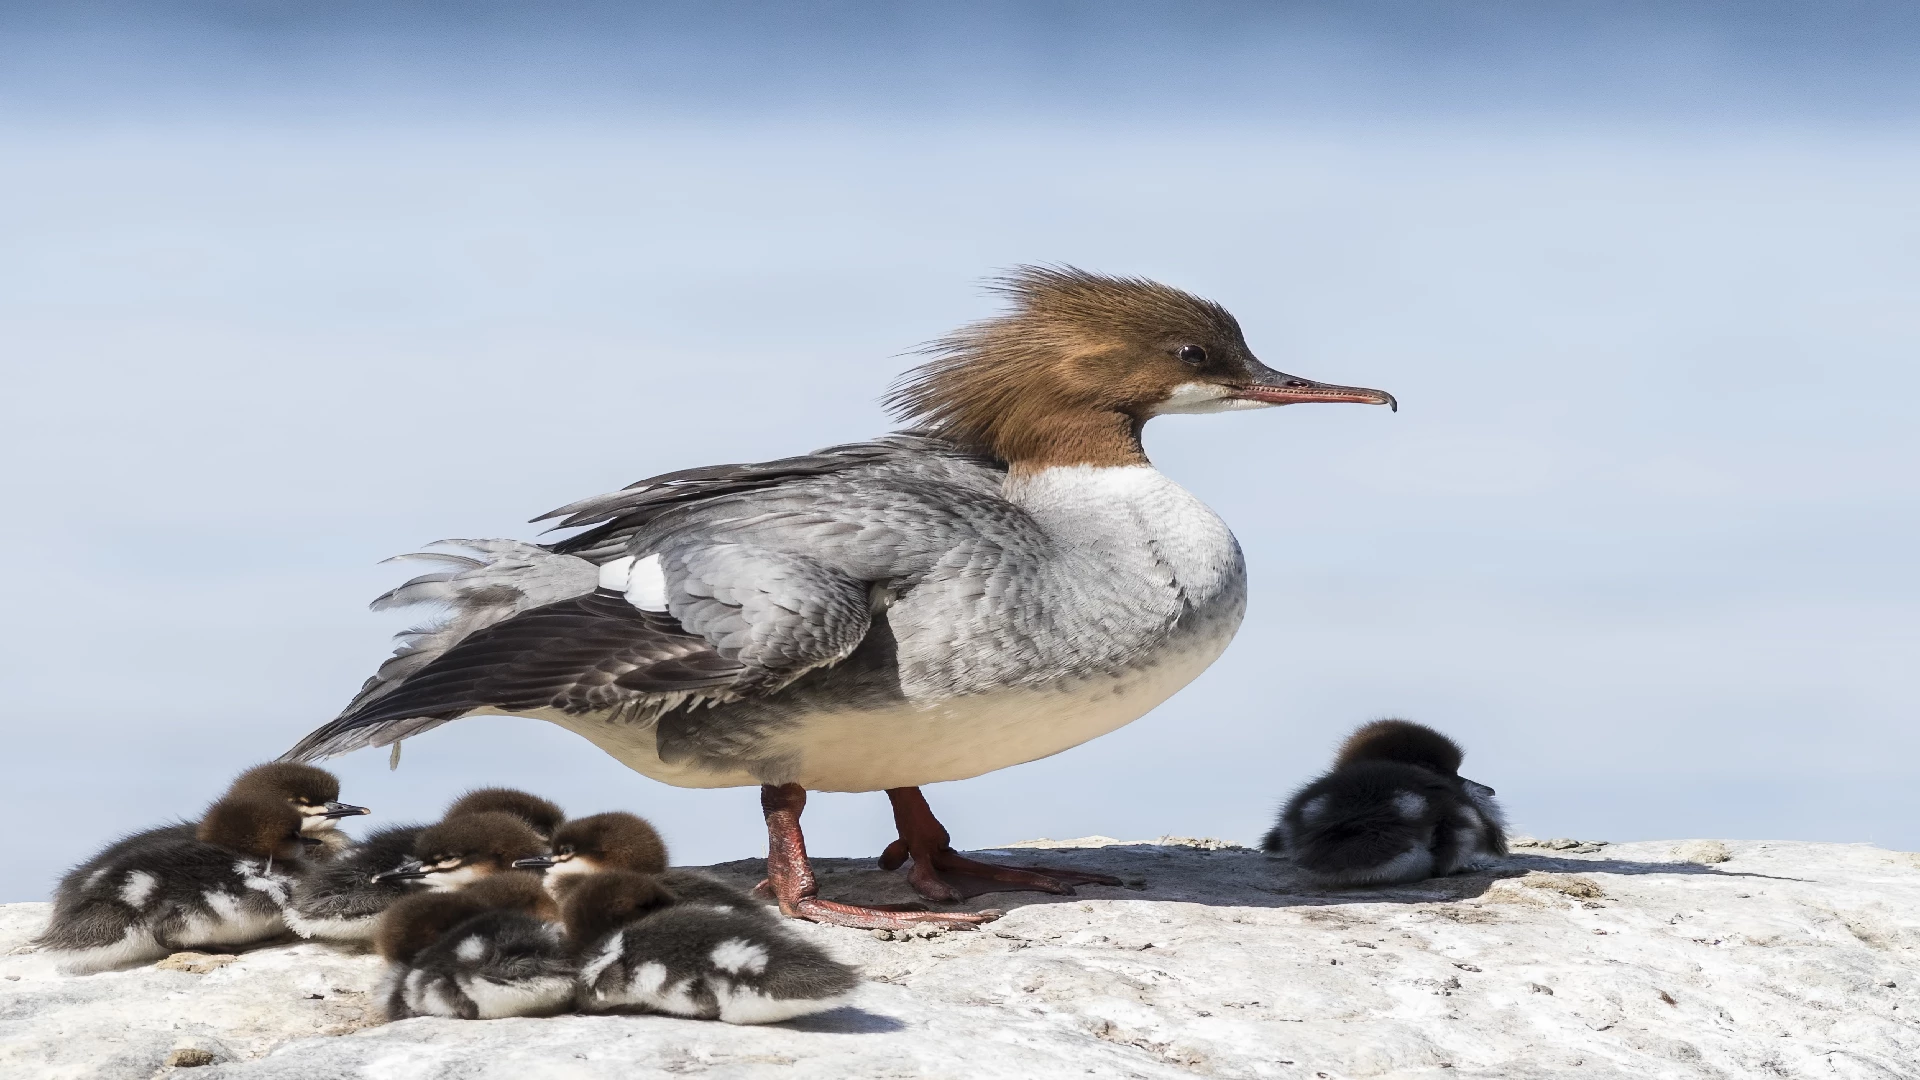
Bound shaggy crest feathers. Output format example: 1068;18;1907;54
1335;719;1466;776
885;265;1251;468
444;788;566;840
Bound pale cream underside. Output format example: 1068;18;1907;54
485;627;1233;792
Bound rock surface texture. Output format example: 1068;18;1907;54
3;837;1917;1079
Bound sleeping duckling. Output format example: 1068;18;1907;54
38;796;314;973
1265;719;1506;886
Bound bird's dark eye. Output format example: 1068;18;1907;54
1177;345;1207;366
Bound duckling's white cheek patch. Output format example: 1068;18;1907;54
426;865;484;892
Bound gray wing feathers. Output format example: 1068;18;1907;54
663;545;872;687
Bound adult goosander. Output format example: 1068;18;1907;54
38;796;314;973
285;267;1395;928
1264;719;1507;886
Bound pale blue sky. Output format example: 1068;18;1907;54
3;3;1917;900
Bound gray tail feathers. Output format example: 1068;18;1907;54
282;539;599;762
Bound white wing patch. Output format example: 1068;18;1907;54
1392;792;1428;820
625;554;669;612
598;555;636;591
454;935;486;962
597;553;669;611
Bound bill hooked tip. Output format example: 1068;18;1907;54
511;856;556;871
322;801;371;819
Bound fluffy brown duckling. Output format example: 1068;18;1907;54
372;811;551;892
1264;719;1507;886
37;796;314;973
561;869;858;1024
375;871;572;1020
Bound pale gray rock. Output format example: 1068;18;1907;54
4;838;1918;1079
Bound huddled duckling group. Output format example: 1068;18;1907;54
36;771;857;1025
38;717;1504;1022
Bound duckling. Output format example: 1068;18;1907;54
443;788;566;841
373;811;550;891
53;762;367;915
376;872;572;1020
513;811;767;919
37;797;313;973
228;762;371;858
562;869;857;1024
1264;719;1507;886
282;824;427;943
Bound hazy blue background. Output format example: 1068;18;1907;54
4;2;1916;901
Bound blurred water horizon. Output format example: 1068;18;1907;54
2;3;1915;901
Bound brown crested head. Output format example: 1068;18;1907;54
558;868;678;949
886;266;1395;472
540;812;668;879
196;796;311;862
223;762;367;831
1335;719;1465;776
443;788;566;840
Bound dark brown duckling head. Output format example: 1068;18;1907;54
461;869;561;922
223;762;369;837
373;871;557;963
557;868;678;950
196;796;314;863
1334;720;1467;777
373;811;550;891
442;788;565;841
512;811;666;885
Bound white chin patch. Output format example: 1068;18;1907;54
1152;382;1271;415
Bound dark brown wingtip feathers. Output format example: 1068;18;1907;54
413;811;549;868
551;812;668;875
196;797;305;859
886;266;1251;469
1335;719;1466;776
558;868;678;949
226;762;341;805
443;788;566;840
